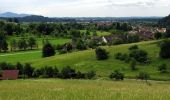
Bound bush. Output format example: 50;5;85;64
16;62;23;75
159;39;170;59
137;72;150;82
115;53;130;62
158;64;168;73
76;40;87;50
164;28;170;38
109;70;124;80
95;47;109;60
128;45;139;50
23;63;34;78
76;71;85;79
42;43;56;57
129;49;149;63
85;71;96;79
0;68;2;77
127;34;140;43
154;32;162;39
0;62;16;70
43;66;55;78
33;66;59;78
60;66;77;79
33;68;43;78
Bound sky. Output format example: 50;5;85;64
0;0;170;17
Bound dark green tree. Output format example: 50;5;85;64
42;43;55;57
154;32;162;39
95;47;109;60
159;39;170;58
28;37;37;50
158;64;168;73
18;38;28;50
0;31;8;52
10;39;17;51
23;63;34;78
109;70;124;80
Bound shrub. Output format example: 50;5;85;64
16;62;24;75
164;28;170;38
33;68;43;78
115;53;128;61
0;62;16;70
129;49;149;63
137;72;150;82
128;45;139;50
127;34;140;43
76;71;85;79
159;39;170;59
42;43;56;57
76;40;87;50
33;66;59;78
23;63;34;78
158;64;168;73
109;70;124;80
60;66;77;79
43;66;55;78
95;47;109;60
53;67;59;78
0;68;2;77
154;32;162;39
115;53;122;59
85;71;96;79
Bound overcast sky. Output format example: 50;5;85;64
0;0;170;17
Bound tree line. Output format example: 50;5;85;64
0;32;37;52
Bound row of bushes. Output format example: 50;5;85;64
110;70;150;81
0;62;96;79
0;62;152;81
115;45;150;64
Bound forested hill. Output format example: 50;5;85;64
158;14;170;27
0;15;162;23
0;15;76;22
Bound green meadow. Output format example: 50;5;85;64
1;40;170;80
0;79;170;100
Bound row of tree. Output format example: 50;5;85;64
0;62;96;79
0;31;38;52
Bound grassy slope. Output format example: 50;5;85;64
0;79;170;100
7;36;71;49
1;40;170;80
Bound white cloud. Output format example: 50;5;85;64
0;0;170;17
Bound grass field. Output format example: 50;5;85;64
80;30;111;36
1;40;170;80
0;79;170;100
7;36;71;49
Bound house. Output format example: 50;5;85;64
156;28;166;33
0;70;19;80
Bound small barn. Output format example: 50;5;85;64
0;70;19;80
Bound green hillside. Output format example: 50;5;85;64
1;40;170;80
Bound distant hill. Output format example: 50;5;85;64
0;12;29;18
158;14;170;27
0;12;162;23
17;15;76;22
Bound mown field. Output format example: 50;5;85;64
7;36;71;49
0;79;170;100
1;40;170;80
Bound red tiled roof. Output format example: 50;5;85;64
0;70;19;80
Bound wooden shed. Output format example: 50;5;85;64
0;70;19;80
